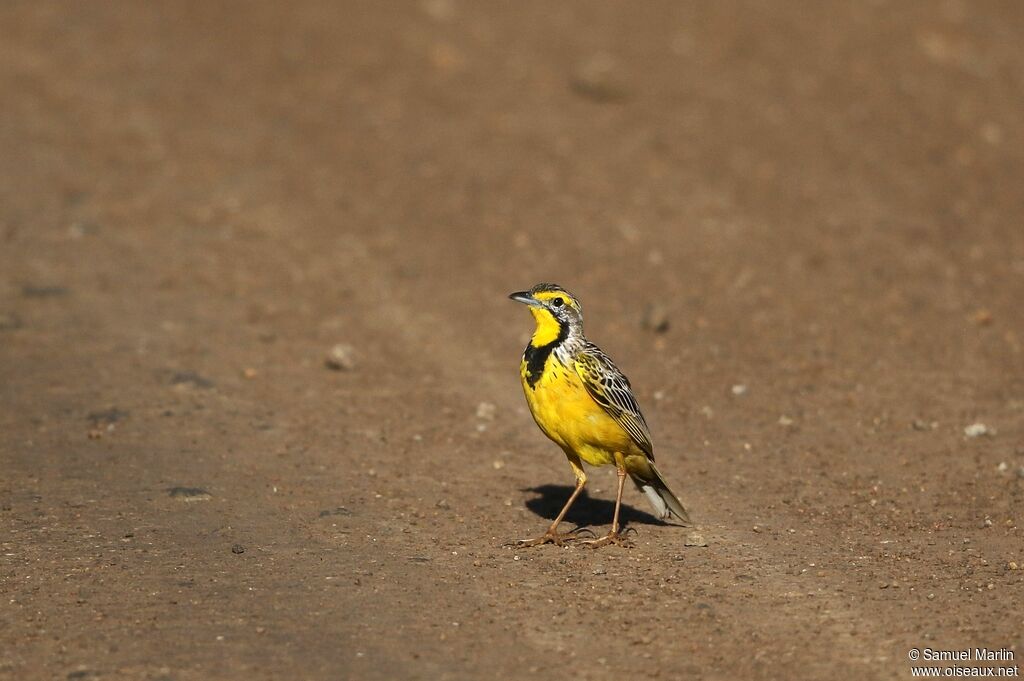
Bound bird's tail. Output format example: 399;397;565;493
632;462;691;525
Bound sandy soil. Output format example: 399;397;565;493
2;2;1023;679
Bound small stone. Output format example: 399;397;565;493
1008;562;1019;571
731;384;748;396
318;507;352;518
325;344;356;371
912;419;938;431
987;583;995;590
927;593;935;600
997;462;1009;473
87;408;128;427
641;304;670;333
684;532;707;547
964;423;993;438
972;308;993;326
436;499;450;510
752;525;762;533
592;566;607;575
569;53;628;103
242;367;258;379
476;402;496;420
231;544;245;554
492;460;505;470
778;415;794;427
167;487;212;502
170;371;215;389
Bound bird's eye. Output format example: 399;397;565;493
552;297;564;307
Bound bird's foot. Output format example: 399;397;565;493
581;529;635;549
507;526;596;548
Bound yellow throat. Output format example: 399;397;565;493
528;305;566;348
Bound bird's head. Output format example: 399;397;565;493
509;283;583;346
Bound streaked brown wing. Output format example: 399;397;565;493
573;342;655;459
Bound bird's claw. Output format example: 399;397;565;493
505;527;593;547
580;530;635;549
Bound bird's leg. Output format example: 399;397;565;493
582;453;634;548
512;461;591;547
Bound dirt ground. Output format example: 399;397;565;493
2;2;1023;679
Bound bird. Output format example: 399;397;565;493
509;283;691;547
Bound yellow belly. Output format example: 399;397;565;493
521;355;640;467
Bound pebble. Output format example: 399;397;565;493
167;487;212;502
778;415;794;427
231;544;245;554
569;53;629;103
972;308;993;326
318;507;352;518
912;419;938;431
592;566;607;575
731;384;748;396
1008;562;1019;571
170;371;215;389
325;344;356;371
87;408;128;427
684;532;707;547
964;423;994;438
641;304;670;333
476;402;496;420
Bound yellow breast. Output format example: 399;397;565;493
520;353;638;466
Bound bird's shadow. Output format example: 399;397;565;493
523;484;667;529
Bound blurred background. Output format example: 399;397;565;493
2;2;1022;680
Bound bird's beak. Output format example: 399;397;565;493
508;291;541;307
